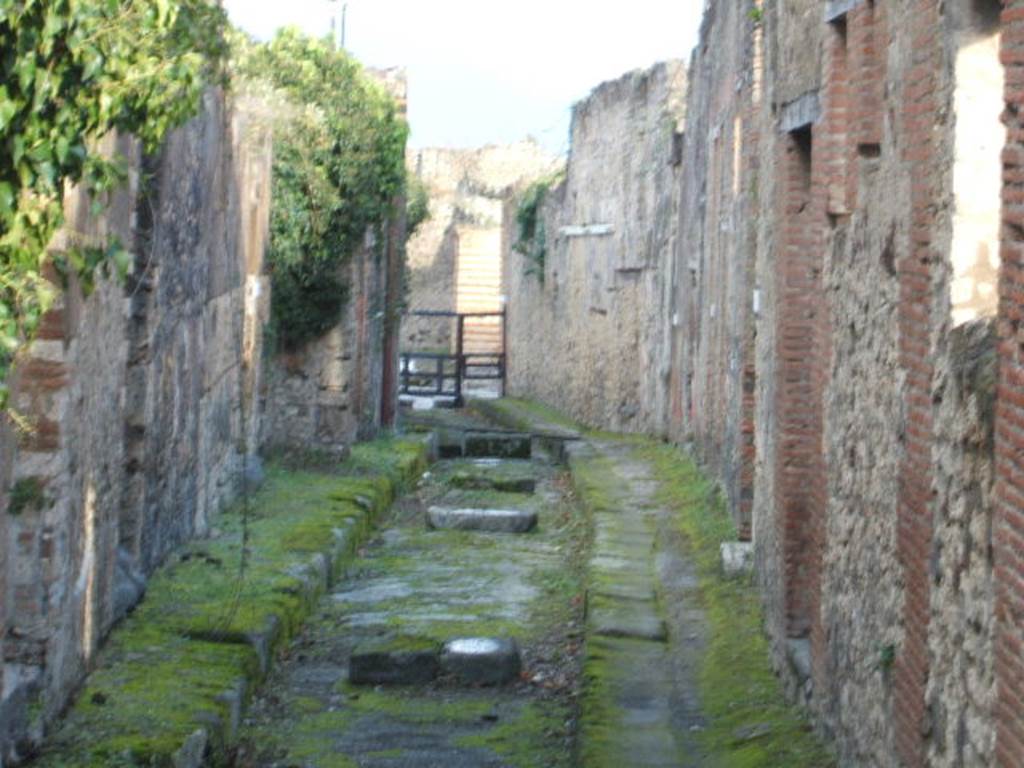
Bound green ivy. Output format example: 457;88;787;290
232;29;409;350
514;173;562;282
0;0;228;407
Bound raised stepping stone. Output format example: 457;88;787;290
720;540;754;577
463;432;531;459
440;637;521;685
427;506;538;533
349;637;440;685
449;471;536;494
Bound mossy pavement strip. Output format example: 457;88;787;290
30;439;428;768
486;398;836;767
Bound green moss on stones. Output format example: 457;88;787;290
470;397;582;434
639;442;835;767
7;476;47;516
34;437;427;768
559;415;833;768
456;699;572;768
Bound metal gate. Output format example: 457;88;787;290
400;310;506;406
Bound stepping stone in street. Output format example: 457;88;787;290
463;432;531;459
349;636;441;685
449;471;537;494
427;506;538;533
440;637;522;685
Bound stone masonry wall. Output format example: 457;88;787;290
505;62;685;435
505;0;1023;765
403;142;559;355
667;0;761;540
0;89;271;763
261;71;409;451
260;231;391;452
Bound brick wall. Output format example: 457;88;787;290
895;1;941;763
506;0;1017;765
773;123;828;664
997;4;1024;766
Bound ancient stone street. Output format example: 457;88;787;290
233;413;587;767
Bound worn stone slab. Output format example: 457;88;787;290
590;554;642;573
720;541;754;578
173;729;209;768
349;638;441;685
427;506;538;533
440;637;521;685
463;432;531;459
581;635;687;766
590;582;657;602
589;598;668;642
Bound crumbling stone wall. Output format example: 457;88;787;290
261;71;409;452
260;231;392;452
667;0;761;540
0;90;271;763
403;142;559;354
505;62;685;435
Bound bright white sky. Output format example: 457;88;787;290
223;0;703;156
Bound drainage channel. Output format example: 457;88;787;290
233;428;587;767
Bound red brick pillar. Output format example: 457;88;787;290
774;118;827;657
895;1;939;764
995;3;1024;765
849;0;885;154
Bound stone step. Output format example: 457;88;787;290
427;506;538;533
348;636;441;685
463;432;532;459
440;637;522;685
449;470;536;494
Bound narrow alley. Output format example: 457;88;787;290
3;1;1023;766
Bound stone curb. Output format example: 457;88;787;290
36;439;431;767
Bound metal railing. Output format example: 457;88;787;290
400;310;506;405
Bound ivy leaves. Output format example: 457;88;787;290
233;29;409;349
0;0;227;406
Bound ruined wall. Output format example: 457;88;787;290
0;90;271;762
260;232;391;452
403;142;559;355
260;70;408;452
505;62;685;435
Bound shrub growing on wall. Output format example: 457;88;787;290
0;0;228;407
233;29;409;350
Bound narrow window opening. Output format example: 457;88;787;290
791;127;812;198
949;0;1005;325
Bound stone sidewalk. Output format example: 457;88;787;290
571;439;709;768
